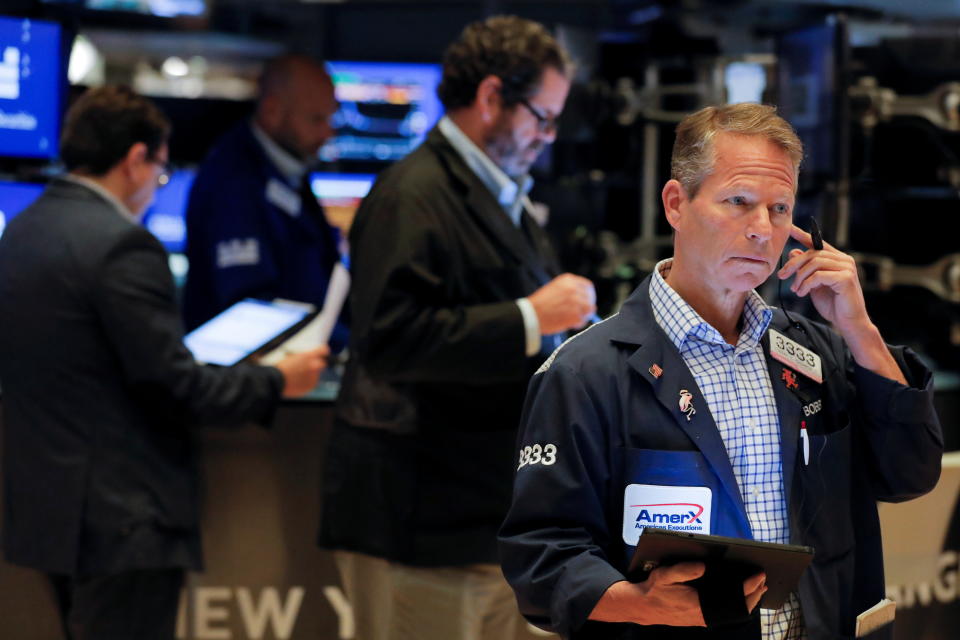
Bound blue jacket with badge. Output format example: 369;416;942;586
499;275;943;640
182;121;344;346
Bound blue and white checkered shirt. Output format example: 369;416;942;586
650;259;804;640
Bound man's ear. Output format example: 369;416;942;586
257;94;283;132
474;75;503;124
662;179;689;231
121;142;149;177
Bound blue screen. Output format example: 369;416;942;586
310;171;376;204
0;180;44;240
87;1;205;17
141;168;195;253
321;61;443;164
43;1;206;17
0;16;62;159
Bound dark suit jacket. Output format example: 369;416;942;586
0;178;284;578
319;126;561;566
182;121;342;339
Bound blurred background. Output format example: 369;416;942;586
4;2;960;394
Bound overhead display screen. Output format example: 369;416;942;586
0;16;62;159
44;1;206;17
320;61;443;164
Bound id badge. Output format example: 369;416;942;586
769;328;823;383
266;178;301;217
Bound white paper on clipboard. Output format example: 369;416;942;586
260;262;350;365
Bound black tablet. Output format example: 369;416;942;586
628;528;814;610
184;298;315;366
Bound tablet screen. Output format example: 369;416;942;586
184;299;312;366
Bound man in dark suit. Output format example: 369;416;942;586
182;54;344;349
318;15;597;640
0;86;328;640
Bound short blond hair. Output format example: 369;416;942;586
671;103;803;197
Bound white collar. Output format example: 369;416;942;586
438;116;533;225
61;174;136;222
250;120;308;185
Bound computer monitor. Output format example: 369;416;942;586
0;179;44;239
141;167;195;254
310;171;376;232
0;16;63;160
320;61;443;164
777;21;841;178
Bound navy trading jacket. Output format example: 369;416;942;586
182;121;345;347
499;274;943;640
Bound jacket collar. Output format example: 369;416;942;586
425;126;551;286
436;116;532;225
249;120;307;186
48;176;136;223
238;122;327;239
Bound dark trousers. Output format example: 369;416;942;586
48;568;184;640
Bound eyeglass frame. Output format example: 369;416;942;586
517;97;560;134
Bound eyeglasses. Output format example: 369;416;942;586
518;98;560;134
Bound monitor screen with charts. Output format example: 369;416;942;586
320;61;442;164
0;16;63;159
184;298;313;366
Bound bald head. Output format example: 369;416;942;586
255;54;338;162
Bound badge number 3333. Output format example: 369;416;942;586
773;333;816;369
518;443;557;469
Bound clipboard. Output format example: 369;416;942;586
628;528;814;610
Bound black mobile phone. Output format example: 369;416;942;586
809;217;824;250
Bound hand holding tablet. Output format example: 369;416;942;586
629;528;813;612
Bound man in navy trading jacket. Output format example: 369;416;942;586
319;15;598;640
183;54;344;345
499;103;943;640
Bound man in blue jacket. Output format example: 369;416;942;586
499;103;943;640
183;54;344;342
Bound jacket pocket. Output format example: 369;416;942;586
795;421;855;561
